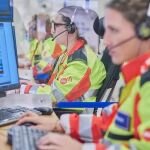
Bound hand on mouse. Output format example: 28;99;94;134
16;111;64;133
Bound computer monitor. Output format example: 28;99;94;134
0;0;13;22
0;22;20;93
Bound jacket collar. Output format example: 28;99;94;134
121;52;150;84
67;39;85;56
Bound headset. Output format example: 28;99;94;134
64;7;77;34
94;2;150;50
111;2;150;49
52;7;78;41
136;3;150;40
93;17;105;38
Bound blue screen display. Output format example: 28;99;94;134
0;0;13;21
0;0;9;15
0;22;19;91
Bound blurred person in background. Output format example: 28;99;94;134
24;13;65;83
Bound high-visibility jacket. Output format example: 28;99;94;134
21;39;106;105
59;52;150;150
27;38;64;83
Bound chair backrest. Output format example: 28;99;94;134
93;48;120;114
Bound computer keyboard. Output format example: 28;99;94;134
0;106;41;126
8;126;47;150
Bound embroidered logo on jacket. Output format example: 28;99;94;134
115;111;130;130
60;76;72;84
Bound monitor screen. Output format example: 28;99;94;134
0;22;19;92
0;0;13;22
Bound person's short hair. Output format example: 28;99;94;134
106;0;149;27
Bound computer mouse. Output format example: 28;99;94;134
20;122;37;127
33;107;53;115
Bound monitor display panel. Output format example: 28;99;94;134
0;0;13;21
0;22;19;92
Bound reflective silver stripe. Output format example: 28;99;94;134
29;85;39;94
82;143;96;150
60;114;70;134
83;108;94;114
129;144;138;150
51;82;66;101
101;139;112;147
51;82;84;102
83;89;98;99
107;144;121;150
82;89;98;113
102;103;117;115
79;114;93;142
44;56;56;65
20;84;27;94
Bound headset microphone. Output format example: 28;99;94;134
109;35;136;50
51;29;68;41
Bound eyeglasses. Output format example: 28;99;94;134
51;21;66;31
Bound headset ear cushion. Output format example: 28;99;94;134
136;21;150;40
66;23;76;34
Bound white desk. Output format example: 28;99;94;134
0;94;52;109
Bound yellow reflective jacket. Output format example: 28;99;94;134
22;39;106;105
58;52;150;150
27;38;65;83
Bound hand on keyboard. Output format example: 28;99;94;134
8;126;82;150
16;111;62;132
37;132;82;150
0;107;41;127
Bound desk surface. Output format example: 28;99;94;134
0;113;58;150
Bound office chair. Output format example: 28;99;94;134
93;17;120;115
93;48;120;115
53;107;82;118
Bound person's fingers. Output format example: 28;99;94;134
18;111;38;120
37;133;62;146
37;144;59;150
16;116;39;125
31;125;49;131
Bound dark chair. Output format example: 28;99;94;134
93;48;120;115
93;17;120;115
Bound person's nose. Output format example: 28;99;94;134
103;30;112;48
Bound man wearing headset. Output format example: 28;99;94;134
17;0;150;149
20;6;106;110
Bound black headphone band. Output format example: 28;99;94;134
61;15;76;34
136;3;150;40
